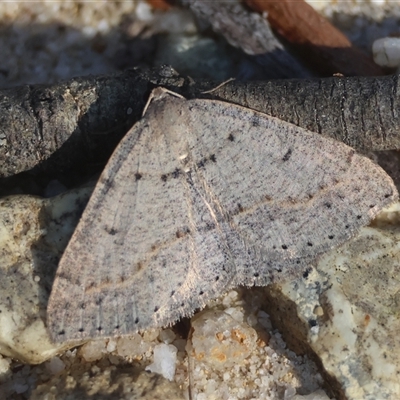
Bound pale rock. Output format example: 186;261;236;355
146;343;178;381
142;329;160;342
136;1;153;22
372;37;400;68
285;387;331;400
79;340;107;362
0;188;92;363
158;328;176;344
106;339;117;353
172;338;187;353
116;334;153;358
0;355;11;375
263;203;400;399
185;297;324;398
189;309;258;371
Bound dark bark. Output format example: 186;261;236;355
0;66;201;179
206;73;400;152
1;67;400;180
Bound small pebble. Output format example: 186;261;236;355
372;37;400;68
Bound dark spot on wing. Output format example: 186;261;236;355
228;133;235;141
282;148;292;162
170;290;175;297
210;154;216;162
328;235;334;239
252;115;260;126
99;175;113;187
237;203;244;213
161;174;167;182
324;203;332;209
103;276;111;285
176;229;185;238
282;245;288;250
86;281;95;290
78;328;84;333
356;215;362;220
307;242;313;247
135;318;139;324
58;330;65;336
176;227;191;238
105;227;117;235
198;221;216;234
135;172;142;181
154;306;159;312
197;160;205;169
172;168;181;178
253;272;259;278
136;262;143;271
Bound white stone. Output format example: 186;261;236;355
372;37;400;68
136;1;153;22
0;355;11;374
146;343;178;381
106;339;117;353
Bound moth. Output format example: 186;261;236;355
47;89;397;342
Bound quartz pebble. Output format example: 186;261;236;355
372;37;400;68
146;343;178;381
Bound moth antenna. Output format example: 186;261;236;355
142;87;186;117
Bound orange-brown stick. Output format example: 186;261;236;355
244;0;384;76
147;0;172;11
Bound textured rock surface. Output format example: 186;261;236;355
30;364;186;400
0;188;91;364
263;203;400;399
2;193;400;399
